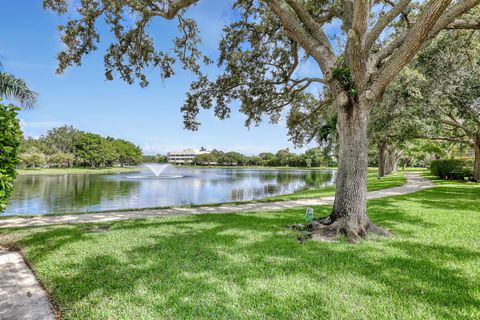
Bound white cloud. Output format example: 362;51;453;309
19;119;67;137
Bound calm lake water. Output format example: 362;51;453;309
3;167;336;215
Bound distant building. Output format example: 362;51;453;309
167;148;209;164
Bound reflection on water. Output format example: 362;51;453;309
4;167;336;215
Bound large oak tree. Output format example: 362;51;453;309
43;0;480;241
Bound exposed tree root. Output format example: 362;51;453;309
290;215;391;243
367;221;392;237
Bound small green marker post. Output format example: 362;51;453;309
305;208;314;223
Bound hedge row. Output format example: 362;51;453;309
430;159;474;180
0;103;22;212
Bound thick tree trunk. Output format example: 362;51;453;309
402;158;410;171
378;141;387;177
310;98;390;242
384;145;400;175
385;147;398;175
474;138;480;182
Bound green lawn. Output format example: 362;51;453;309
183;172;406;207
17;167;141;175
399;167;429;173
1;178;479;319
194;171;406;205
268;172;406;201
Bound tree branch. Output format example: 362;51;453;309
416;135;473;146
366;0;411;51
348;0;370;87
446;19;480;29
151;0;199;20
267;0;336;80
429;0;480;35
297;98;332;123
372;1;480;71
441;119;473;135
283;0;336;68
371;0;451;98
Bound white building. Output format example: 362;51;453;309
167;149;209;164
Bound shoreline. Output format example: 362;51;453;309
17;167;142;176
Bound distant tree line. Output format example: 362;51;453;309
190;148;336;167
142;154;168;163
19;125;142;168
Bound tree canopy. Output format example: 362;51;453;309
414;30;480;180
19;126;143;168
42;0;480;134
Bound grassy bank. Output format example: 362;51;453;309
17;167;141;176
187;172;406;206
269;172;406;201
2;178;478;319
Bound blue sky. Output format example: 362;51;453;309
0;1;321;155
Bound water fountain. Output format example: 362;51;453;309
126;163;184;179
145;163;171;177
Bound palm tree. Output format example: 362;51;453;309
0;64;37;108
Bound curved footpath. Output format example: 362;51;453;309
0;173;433;229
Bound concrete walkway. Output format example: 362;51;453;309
0;251;55;320
0;173;434;229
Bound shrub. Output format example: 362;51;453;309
20;151;47;168
0;103;22;212
430;159;474;180
48;152;75;168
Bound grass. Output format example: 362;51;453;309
17;167;141;176
1;178;479;319
268;172;406;201
399;167;429;173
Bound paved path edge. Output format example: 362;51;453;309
0;250;56;320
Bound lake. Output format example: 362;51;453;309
3;167;336;215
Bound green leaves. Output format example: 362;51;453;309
430;159;474;180
0;102;22;212
332;64;357;98
0;72;37;109
44;0;206;87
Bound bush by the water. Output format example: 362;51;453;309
430;159;474;180
0;103;22;212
